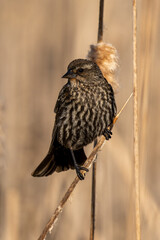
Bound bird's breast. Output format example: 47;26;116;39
55;85;114;150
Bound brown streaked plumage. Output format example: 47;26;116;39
32;59;117;180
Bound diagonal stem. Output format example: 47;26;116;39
37;94;132;240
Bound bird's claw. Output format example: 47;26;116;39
104;129;112;140
76;165;89;180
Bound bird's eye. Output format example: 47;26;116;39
77;68;84;73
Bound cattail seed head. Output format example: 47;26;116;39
87;42;119;92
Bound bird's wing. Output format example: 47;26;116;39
105;80;117;117
48;125;57;155
54;83;70;113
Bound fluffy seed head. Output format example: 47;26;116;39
87;42;119;92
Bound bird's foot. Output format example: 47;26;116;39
104;129;112;140
75;165;89;180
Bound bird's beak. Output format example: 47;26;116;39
62;69;77;79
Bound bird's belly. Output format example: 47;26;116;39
56;103;107;150
57;123;96;150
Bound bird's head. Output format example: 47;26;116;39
62;59;103;85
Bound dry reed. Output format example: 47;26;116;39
133;0;141;239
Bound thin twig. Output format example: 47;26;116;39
90;140;97;240
37;93;132;240
133;1;141;240
113;92;133;125
98;0;104;42
90;1;105;239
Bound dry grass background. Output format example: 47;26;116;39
0;0;160;239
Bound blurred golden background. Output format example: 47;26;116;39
0;0;160;239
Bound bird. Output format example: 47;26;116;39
31;59;117;180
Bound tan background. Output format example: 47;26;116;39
0;0;160;239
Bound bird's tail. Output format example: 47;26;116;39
31;142;87;177
31;153;57;177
